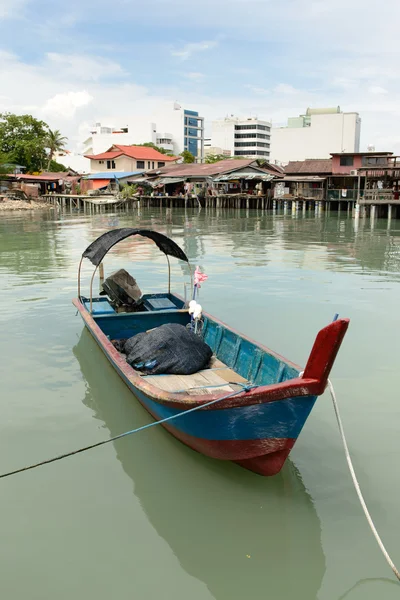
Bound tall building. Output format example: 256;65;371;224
270;107;361;164
153;103;204;160
211;116;271;159
79;103;205;163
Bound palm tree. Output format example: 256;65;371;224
46;129;67;170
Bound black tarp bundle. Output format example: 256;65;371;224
122;323;212;375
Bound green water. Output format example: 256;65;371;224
1;207;400;600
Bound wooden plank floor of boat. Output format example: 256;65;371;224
143;356;248;396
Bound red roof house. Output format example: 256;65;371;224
85;144;178;174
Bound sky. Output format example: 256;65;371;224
1;0;400;153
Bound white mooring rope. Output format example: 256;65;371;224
327;379;400;581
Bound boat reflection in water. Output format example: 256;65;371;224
74;329;326;599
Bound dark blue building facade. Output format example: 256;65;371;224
184;109;204;160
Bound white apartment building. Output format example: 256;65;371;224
211;116;271;159
270;107;361;164
82;122;147;156
80;103;204;163
153;103;204;160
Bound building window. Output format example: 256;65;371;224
188;138;198;157
106;160;116;169
158;162;165;168
98;160;104;164
147;162;151;169
234;133;270;140
234;124;270;131
234;142;270;148
340;156;354;166
137;161;145;169
234;150;270;156
362;156;388;166
152;162;155;169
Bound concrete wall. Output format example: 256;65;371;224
331;154;363;174
212;120;236;154
271;112;361;163
205;146;231;157
56;152;90;174
83;132;135;155
90;157;136;173
90;156;168;173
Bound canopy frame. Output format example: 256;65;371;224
77;228;190;312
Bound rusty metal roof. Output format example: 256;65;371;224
284;159;332;175
282;175;326;182
146;159;269;178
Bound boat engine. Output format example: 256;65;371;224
101;269;143;312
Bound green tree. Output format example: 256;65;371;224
180;150;195;164
205;153;228;164
0;113;49;172
0;152;12;173
47;159;68;172
256;158;270;168
46;129;68;170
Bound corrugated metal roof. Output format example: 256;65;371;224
152;177;185;186
214;173;274;182
282;175;326;182
8;172;79;182
146;159;265;178
285;159;332;175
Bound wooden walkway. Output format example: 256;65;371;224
43;193;273;211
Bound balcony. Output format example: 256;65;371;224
360;190;400;204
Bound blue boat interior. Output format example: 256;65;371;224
83;293;299;386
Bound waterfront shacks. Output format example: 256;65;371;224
274;152;400;215
6;171;81;196
129;159;280;200
80;171;144;194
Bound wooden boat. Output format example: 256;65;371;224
73;228;349;476
74;328;326;598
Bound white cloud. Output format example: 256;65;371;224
46;53;125;81
331;77;357;91
273;84;299;95
369;86;388;95
0;0;29;19
171;40;218;61
244;85;269;96
184;72;205;80
43;91;93;118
